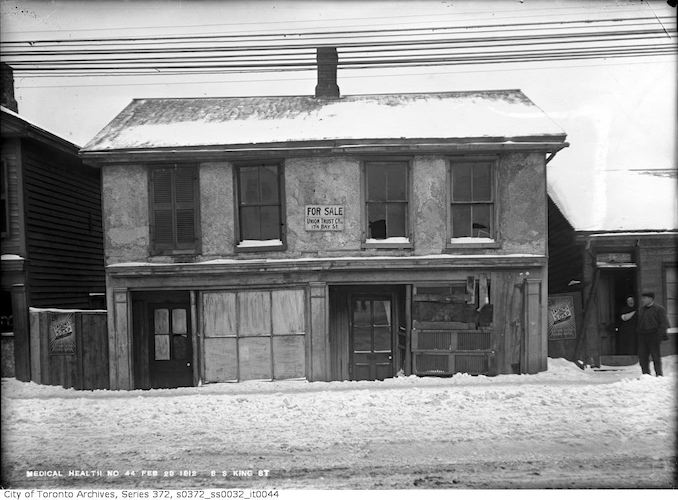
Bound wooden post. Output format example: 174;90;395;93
405;284;412;376
524;278;543;374
11;284;30;382
190;291;200;386
309;282;329;381
112;288;132;390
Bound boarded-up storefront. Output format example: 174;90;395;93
201;289;306;383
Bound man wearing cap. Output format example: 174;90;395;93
636;291;670;376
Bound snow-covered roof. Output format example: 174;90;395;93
81;90;566;153
549;169;678;232
1;105;81;151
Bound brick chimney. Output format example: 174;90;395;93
1;63;18;112
315;47;340;99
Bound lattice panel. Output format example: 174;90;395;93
455;355;489;375
413;353;450;374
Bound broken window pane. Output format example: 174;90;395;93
386;203;406;237
368;203;387;239
451;205;472;238
472;205;492;237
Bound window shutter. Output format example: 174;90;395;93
150;165;197;252
174;167;196;245
151;169;174;246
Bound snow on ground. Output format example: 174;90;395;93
1;357;676;489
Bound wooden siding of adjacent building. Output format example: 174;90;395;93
0;137;25;256
547;197;582;294
21;139;105;308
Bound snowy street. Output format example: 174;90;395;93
2;357;676;489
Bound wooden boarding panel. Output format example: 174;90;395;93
80;313;109;390
272;289;305;335
203;337;238;382
238;291;271;337
273;336;305;379
202;292;236;337
238;337;271;380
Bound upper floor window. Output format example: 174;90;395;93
365;161;410;246
1;159;8;237
150;165;199;254
450;160;495;241
235;163;285;250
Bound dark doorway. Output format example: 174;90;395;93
598;268;637;356
132;291;193;389
350;296;394;380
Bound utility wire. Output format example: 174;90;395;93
2;15;672;45
4;20;673;55
1;5;664;35
5;32;675;66
3;27;674;65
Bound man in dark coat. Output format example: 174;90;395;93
636;291;670;376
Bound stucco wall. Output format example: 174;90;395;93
102;152;547;264
200;162;235;257
285;157;362;254
412;156;447;255
102;164;149;264
498;152;547;255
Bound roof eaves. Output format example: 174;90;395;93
1;106;81;154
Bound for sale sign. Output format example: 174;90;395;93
305;205;345;231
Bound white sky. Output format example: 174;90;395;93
1;0;676;227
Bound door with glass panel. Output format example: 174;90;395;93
149;302;193;388
350;296;394;380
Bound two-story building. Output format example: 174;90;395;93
81;48;568;390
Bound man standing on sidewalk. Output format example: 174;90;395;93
636;291;670;376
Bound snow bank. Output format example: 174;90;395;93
4;356;674;401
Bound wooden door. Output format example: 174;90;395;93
149;302;193;388
350;296;393;380
597;272;616;356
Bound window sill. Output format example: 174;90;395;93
235;240;286;253
362;239;413;250
445;241;501;250
150;248;199;257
